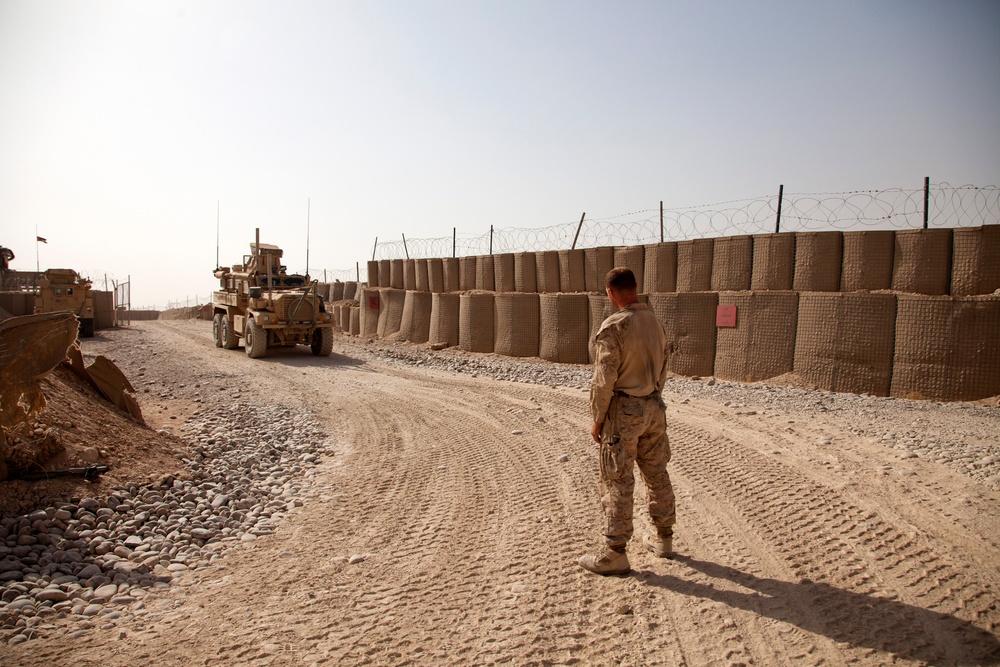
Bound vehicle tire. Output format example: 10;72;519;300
212;313;224;347
311;327;333;357
78;317;95;338
221;314;238;349
245;319;267;358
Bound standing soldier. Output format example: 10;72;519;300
579;267;676;576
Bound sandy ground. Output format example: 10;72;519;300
6;319;1000;666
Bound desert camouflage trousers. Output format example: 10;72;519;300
598;394;676;552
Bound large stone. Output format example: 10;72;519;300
94;584;118;599
34;588;70;603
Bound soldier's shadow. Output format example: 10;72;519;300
637;555;1000;666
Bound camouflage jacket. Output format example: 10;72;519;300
590;303;670;424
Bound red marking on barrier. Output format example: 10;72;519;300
716;305;737;327
368;295;380;310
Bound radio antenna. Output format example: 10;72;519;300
306;197;311;279
215;200;220;269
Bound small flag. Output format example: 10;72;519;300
37;236;47;244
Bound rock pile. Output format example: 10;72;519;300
0;402;330;645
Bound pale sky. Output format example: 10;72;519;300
1;0;998;308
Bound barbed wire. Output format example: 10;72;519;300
151;182;996;305
370;183;998;259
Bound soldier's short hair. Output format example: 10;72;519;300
605;267;637;291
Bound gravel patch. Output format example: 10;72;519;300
0;402;330;645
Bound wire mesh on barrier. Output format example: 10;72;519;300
369;183;999;260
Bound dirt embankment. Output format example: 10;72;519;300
3;320;999;666
158;305;211;321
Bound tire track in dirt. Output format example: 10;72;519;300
662;416;1000;666
9;321;1000;667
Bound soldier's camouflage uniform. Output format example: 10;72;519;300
590;303;675;553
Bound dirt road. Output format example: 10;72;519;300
9;320;1000;666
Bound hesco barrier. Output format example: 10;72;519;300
614;246;645;293
332;305;344;331
892;228;952;295
428;258;444;293
0;292;33;316
558;249;586;293
793;231;842;292
415;260;429;292
390;259;404;290
588;293;617;363
403;259;417;291
126;310;161;321
344;281;358;301
360;288;380;337
459;292;495;352
378;260;391;288
367;261;379;289
376;288;405;339
476;255;495;291
459;256;477;291
585;247;615;292
93;290;114;329
794;292;896;396
349;306;360;336
494;253;515;292
751;233;795;290
429;293;460;346
676;239;713;292
710;236;751;291
841;230;894;292
442;258;460;293
316;283;330;301
714;291;799;382
514;252;537;293
648;293;718;377
540;293;590;363
399;290;432;343
331;282;345;301
644;243;678;294
891;295;1000;401
494;293;539;357
536;251;560;293
951;225;1000;296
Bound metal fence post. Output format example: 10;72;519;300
571;212;586;249
453;227;456;258
660;201;664;243
489;225;494;255
775;184;784;233
923;176;930;229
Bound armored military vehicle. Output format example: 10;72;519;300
211;230;334;358
34;269;95;338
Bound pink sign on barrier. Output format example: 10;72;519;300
368;295;380;310
716;305;737;327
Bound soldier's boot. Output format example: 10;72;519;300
578;548;630;576
644;534;673;559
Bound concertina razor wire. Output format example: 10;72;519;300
320;182;999;282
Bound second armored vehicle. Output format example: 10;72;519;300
34;269;95;338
